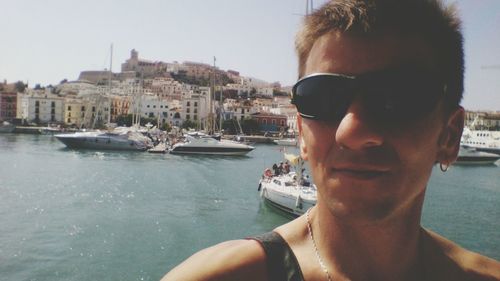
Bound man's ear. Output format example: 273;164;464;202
437;107;465;164
297;114;308;161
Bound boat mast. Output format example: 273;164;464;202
306;0;314;15
208;57;215;134
214;56;222;133
107;44;113;126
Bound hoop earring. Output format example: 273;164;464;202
440;162;449;172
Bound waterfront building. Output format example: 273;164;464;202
138;93;170;126
20;89;65;124
149;77;183;100
270;104;298;132
109;95;131;123
465;110;500;130
0;90;18;121
251;112;287;133
63;95;86;127
222;101;255;121
180;85;210;127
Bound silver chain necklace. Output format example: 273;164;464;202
306;207;333;281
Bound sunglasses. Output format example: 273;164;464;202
291;67;446;128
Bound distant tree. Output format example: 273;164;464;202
241;118;259;135
222;119;239;135
223;89;238;99
116;114;133;126
60;79;68;84
182;119;198;130
161;122;172;132
273;89;289;97
34;84;43;90
14;81;26;92
249;88;257;98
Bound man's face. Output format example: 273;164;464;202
298;32;453;224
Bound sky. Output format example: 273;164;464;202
1;0;499;110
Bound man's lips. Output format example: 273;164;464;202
331;166;391;180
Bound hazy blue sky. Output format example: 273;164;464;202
1;0;499;110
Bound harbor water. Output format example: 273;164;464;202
1;134;499;281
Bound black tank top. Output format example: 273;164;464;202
249;231;305;281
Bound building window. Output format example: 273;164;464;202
68;106;72;111
272;119;276;125
187;101;190;106
194;102;198;107
194;109;197;114
186;115;190;120
51;101;55;107
194;115;198;120
35;101;40;106
186;108;190;113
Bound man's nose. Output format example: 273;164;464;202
335;98;384;150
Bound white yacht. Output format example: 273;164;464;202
258;153;316;217
169;133;254;156
461;127;500;155
455;146;500;165
55;127;153;151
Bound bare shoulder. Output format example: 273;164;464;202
161;239;268;281
423;228;500;281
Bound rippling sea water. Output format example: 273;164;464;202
0;134;499;281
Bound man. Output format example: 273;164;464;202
162;0;500;280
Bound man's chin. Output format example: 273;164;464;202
325;199;399;225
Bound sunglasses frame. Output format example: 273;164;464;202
291;69;446;125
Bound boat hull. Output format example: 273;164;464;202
170;146;253;155
55;133;150;151
455;147;500;165
259;175;316;217
273;139;297;146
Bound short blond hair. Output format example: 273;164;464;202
295;0;464;110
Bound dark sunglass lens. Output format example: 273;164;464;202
294;75;351;122
362;69;443;126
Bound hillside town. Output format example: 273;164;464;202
0;49;499;135
0;49;297;135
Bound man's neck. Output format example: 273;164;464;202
312;198;426;281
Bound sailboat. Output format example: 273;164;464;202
258;153;317;217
